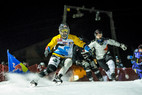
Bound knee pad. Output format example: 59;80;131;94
106;60;115;74
82;61;90;69
58;58;72;75
46;64;57;74
64;58;72;68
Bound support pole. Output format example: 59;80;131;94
62;5;120;57
107;12;120;57
62;5;67;24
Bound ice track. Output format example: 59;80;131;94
0;73;142;95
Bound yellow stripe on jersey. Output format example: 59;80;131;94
46;34;61;50
68;34;86;48
46;34;86;50
52;53;65;58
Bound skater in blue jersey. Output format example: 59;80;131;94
128;44;142;79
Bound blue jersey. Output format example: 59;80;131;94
130;49;142;79
133;49;142;64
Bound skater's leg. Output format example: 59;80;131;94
30;56;60;86
106;60;116;80
82;60;94;81
90;61;103;81
53;58;72;83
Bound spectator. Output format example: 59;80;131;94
37;62;46;72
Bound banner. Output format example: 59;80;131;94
7;50;29;73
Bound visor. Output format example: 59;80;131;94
60;29;69;33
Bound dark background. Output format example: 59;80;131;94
0;1;142;67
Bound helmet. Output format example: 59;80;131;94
40;62;45;66
94;29;103;37
94;29;104;45
59;24;70;39
115;56;119;59
138;44;142;53
138;44;142;49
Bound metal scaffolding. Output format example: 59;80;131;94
62;5;120;57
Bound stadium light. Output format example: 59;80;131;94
62;5;120;57
95;11;101;21
72;9;84;18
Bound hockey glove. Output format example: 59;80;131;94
44;50;49;57
84;45;95;58
137;62;142;65
84;45;91;51
127;55;133;60
131;60;136;64
44;46;50;57
76;60;81;65
120;43;127;51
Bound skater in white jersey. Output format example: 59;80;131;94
88;29;127;80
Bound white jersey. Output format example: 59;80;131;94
88;39;120;60
54;38;74;58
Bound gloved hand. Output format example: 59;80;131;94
84;45;90;51
84;45;94;56
127;55;133;60
44;50;49;57
120;43;127;51
76;60;81;65
137;62;142;65
44;46;50;57
131;60;135;64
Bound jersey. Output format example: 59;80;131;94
46;34;86;58
133;49;142;64
132;49;142;79
88;38;120;60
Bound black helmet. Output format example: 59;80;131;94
94;29;103;37
59;24;70;39
138;44;142;49
94;29;104;45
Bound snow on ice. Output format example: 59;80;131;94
0;73;142;95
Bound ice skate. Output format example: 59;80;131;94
111;73;116;81
30;80;38;87
88;77;94;82
53;74;63;84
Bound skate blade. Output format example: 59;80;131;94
30;82;38;87
52;81;62;85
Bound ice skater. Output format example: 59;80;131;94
30;23;92;86
88;29;127;81
127;44;142;79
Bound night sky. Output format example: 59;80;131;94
0;1;142;67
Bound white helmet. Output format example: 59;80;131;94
40;62;45;66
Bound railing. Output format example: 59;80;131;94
0;64;138;82
0;64;8;81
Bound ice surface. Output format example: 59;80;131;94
0;73;142;95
